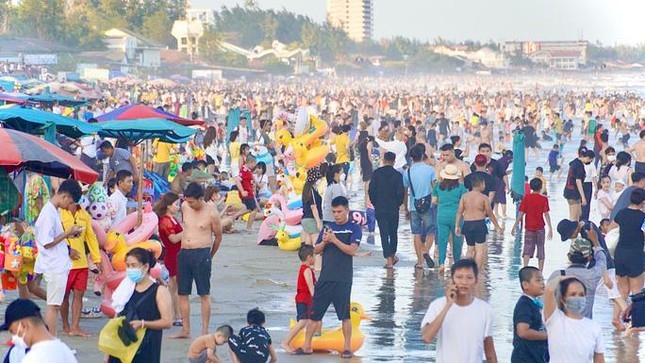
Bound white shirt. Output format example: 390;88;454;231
546;308;604;363
421;297;493;363
108;188;128;228
22;339;78;363
78;135;99;158
583;163;597;183
34;202;71;274
376;138;407;170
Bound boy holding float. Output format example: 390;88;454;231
281;244;317;353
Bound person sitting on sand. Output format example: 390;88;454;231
228;309;277;363
187;325;233;363
204;186;236;234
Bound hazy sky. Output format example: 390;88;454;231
192;0;644;45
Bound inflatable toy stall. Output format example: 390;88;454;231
257;113;329;250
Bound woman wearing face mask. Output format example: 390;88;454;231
544;276;605;363
108;248;172;363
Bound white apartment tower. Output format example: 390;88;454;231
326;0;373;42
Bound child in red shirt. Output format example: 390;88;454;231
234;154;258;231
281;245;316;354
511;178;553;271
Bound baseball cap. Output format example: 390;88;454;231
474;154;487;166
0;299;41;331
557;219;580;241
569;238;593;258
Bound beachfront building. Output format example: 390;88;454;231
500;40;588;70
187;8;216;26
326;0;373;42
171;19;205;59
103;28;166;68
433;45;508;70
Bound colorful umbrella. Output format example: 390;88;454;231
96;104;204;127
0;128;99;184
26;93;86;107
0;106;100;138
97;118;196;145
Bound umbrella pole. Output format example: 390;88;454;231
137;143;144;226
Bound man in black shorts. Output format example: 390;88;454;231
298;196;361;358
172;183;223;338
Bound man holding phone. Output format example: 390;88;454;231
421;259;498;362
299;196;361;359
34;180;84;336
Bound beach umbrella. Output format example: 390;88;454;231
0;128;99;184
98;117;196;224
96;104;204;127
26;93;86;107
0;105;100;139
0;93;28;104
510;129;526;203
97;118;195;145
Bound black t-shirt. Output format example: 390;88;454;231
302;188;322;219
563;159;586;200
316;221;362;283
464;171;496;196
614;208;645;251
511;296;548;363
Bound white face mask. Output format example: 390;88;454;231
11;323;27;350
607;155;616;162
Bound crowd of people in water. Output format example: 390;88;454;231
1;75;644;362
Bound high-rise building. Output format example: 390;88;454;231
326;0;373;42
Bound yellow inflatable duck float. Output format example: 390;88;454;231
289;302;370;353
275;229;301;251
105;231;162;271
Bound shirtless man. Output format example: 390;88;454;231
629;130;645;174
455;176;502;273
436;143;470;182
172;182;222;338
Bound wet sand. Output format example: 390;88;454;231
0;227;380;362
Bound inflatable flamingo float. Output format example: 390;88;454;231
268;194;302;226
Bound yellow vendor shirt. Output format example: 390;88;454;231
332;133;350;164
152;140;176;163
60;207;102;270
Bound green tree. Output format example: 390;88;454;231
14;0;66;40
141;10;174;47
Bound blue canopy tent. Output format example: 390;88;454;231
0;105;100;139
98;117;196;224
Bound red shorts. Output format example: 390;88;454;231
65;268;89;294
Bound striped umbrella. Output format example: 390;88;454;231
0;127;99;184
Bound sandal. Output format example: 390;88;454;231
423;253;435;268
414;264;424;270
340;350;353;359
293;348;312;355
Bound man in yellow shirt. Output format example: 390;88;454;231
59;198;102;337
332;125;351;182
152;139;177;179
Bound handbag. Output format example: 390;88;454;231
98;316;146;363
99;285;155;361
407;168;431;214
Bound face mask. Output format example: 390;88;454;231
126;267;144;283
607;155;616;162
11;323;27;350
564;296;586;315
